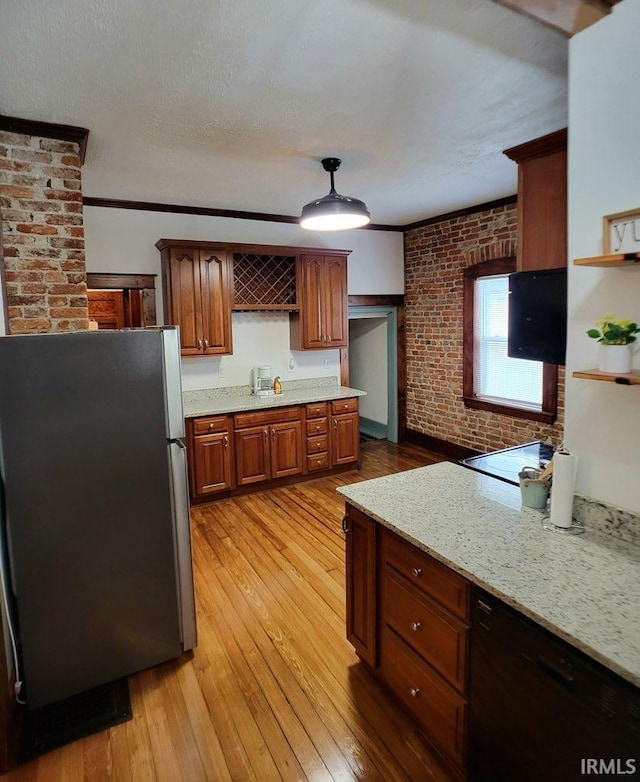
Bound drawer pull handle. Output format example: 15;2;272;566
410;622;421;632
203;338;209;349
198;339;203;350
223;435;228;448
410;687;420;698
341;515;349;534
411;567;422;578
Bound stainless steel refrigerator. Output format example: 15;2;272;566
0;327;196;709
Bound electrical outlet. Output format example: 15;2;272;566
288;357;296;372
324;358;330;368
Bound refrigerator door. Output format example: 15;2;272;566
168;440;196;650
0;330;186;708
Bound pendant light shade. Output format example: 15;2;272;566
299;158;370;231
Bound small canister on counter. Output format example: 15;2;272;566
518;466;550;509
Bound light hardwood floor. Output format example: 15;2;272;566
7;442;451;782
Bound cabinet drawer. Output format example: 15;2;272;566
307;434;328;453
383;567;467;692
192;415;230;436
331;397;358;415
234;406;300;429
307;452;329;472
306;417;328;436
382;529;469;621
306;402;328;419
381;626;467;766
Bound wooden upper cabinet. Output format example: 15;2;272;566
199;250;233;355
503;129;567;272
323;257;348;348
291;253;349;350
299;256;325;349
157;240;233;357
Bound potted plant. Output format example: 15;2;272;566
587;314;639;374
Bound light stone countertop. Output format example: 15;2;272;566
183;384;366;418
337;461;640;687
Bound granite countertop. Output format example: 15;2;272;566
337;461;640;687
183;381;366;418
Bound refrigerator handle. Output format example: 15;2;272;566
168;440;197;651
0;497;25;703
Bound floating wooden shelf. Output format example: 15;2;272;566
573;369;640;385
573;251;640;267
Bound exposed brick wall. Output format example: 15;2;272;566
405;203;564;453
0;131;88;333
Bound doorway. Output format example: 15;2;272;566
86;273;157;329
348;306;398;443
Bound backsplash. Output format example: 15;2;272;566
183;375;339;404
574;496;639;546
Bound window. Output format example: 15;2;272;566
463;259;558;423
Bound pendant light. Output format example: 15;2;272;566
299;158;371;231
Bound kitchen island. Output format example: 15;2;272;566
183;380;366;500
338;461;639;778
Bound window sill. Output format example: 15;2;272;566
463;396;557;424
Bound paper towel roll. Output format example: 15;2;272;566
549;451;578;528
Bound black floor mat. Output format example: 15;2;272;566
20;678;132;761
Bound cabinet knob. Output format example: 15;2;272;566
204;338;209;349
209;423;214;429
198;339;203;350
263;429;268;440
410;688;420;698
316;425;320;431
411;567;422;578
410;622;421;632
271;429;275;439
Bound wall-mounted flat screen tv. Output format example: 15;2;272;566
508;267;567;365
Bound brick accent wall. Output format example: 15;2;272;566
405;203;564;453
0;131;88;333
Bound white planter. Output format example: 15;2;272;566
598;344;632;374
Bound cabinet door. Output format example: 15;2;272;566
199;250;233;355
235;425;271;486
345;505;377;666
167;248;204;355
270;420;303;479
192;431;234;496
332;411;359;466
323;256;348;347
299;255;325;349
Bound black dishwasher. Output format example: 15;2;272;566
469;587;640;781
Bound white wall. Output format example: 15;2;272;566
83;206;404;389
566;0;640;513
349;316;388;424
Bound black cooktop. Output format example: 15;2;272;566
460;441;554;486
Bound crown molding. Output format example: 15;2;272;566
0;115;89;163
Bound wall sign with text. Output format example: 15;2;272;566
603;208;640;253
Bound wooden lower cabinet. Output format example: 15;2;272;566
234;425;271;486
189;416;234;498
330;399;359;466
344;504;470;775
187;399;359;499
345;506;377;666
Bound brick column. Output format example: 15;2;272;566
0;131;88;333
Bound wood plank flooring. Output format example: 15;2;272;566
6;442;450;782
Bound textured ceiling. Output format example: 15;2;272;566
0;0;567;226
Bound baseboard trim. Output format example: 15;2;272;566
359;417;388;440
404;429;481;461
